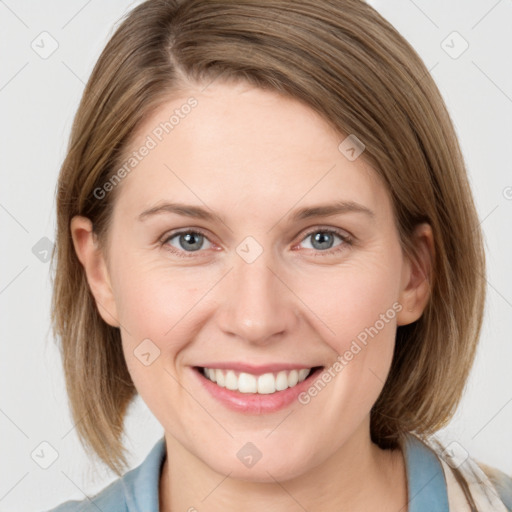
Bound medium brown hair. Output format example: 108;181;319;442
51;0;486;476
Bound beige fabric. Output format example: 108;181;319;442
424;436;509;511
439;458;473;511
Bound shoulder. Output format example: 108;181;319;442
421;434;512;511
41;436;167;512
476;461;512;511
41;477;127;512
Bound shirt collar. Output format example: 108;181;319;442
403;433;449;511
122;433;449;511
122;436;167;512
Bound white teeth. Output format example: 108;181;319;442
239;373;257;393
275;371;289;391
288;369;299;387
257;373;275;394
215;369;225;387
298;368;309;381
202;367;313;394
225;370;238;390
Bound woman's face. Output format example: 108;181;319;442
92;81;421;481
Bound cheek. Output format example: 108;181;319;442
110;257;202;376
112;254;197;331
292;259;402;425
112;265;200;424
296;255;402;352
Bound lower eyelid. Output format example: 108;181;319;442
161;228;352;256
297;230;351;252
162;231;213;253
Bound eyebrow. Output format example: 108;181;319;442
137;200;375;223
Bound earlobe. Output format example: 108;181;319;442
70;216;120;328
396;223;435;326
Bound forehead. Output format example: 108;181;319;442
113;81;389;221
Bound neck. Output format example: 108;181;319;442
159;425;408;512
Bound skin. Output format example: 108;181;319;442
71;80;434;512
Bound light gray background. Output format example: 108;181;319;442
1;1;511;511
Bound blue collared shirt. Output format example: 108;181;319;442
44;434;511;511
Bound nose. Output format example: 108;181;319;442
215;251;299;346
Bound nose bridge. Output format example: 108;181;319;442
216;246;297;345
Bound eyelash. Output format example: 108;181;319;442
159;227;354;258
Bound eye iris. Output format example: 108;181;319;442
311;231;334;250
180;232;203;251
173;231;339;253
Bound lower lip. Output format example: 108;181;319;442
192;366;324;414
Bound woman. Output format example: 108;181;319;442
46;0;512;510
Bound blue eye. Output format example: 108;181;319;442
162;230;213;255
300;229;349;252
160;227;352;258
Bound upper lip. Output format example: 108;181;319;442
195;362;323;375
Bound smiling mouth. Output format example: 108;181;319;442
194;366;324;395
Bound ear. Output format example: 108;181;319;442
70;216;120;328
396;223;435;326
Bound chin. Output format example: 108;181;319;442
203;446;319;483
